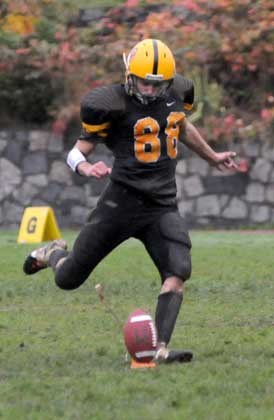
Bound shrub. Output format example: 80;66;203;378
0;0;273;142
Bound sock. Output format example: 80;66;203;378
155;291;183;345
49;249;68;272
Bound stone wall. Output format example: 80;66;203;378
177;141;274;228
0;127;274;229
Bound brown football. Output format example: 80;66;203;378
124;309;157;362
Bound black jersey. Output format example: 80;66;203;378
79;74;194;205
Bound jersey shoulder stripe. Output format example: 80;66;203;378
82;121;110;134
80;84;126;142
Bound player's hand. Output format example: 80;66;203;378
77;161;112;178
212;151;240;172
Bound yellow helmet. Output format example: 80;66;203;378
123;39;176;104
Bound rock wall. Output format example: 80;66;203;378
177;141;274;228
0;127;273;229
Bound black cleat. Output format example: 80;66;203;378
23;255;48;275
164;350;193;364
23;239;67;275
154;347;193;364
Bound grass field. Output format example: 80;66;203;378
1;229;274;420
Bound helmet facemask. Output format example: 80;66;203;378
126;74;172;105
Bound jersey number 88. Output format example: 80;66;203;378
134;112;185;163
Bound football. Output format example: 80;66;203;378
124;309;158;362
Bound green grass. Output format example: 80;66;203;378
1;230;274;419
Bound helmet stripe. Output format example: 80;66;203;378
152;39;159;74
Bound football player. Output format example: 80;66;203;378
23;39;239;364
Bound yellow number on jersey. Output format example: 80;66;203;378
134;117;161;163
134;112;185;163
166;112;185;159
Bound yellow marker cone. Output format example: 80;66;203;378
17;207;61;243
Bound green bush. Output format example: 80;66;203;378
36;18;57;43
0;66;63;123
0;30;21;48
0;0;273;142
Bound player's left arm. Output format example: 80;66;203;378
180;119;240;172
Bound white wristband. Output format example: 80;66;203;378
67;148;87;172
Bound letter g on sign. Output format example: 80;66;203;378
27;217;38;234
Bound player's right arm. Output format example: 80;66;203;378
67;139;111;179
66;85;124;178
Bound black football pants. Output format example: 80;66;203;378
54;181;192;290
